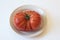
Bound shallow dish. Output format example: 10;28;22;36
10;5;45;37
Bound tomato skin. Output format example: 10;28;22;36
14;12;26;31
13;10;42;31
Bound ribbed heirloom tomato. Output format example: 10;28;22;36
13;10;42;31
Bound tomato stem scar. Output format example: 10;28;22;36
25;13;30;20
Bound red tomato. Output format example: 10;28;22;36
13;10;42;31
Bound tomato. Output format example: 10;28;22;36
13;10;42;31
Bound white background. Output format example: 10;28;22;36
0;0;60;40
